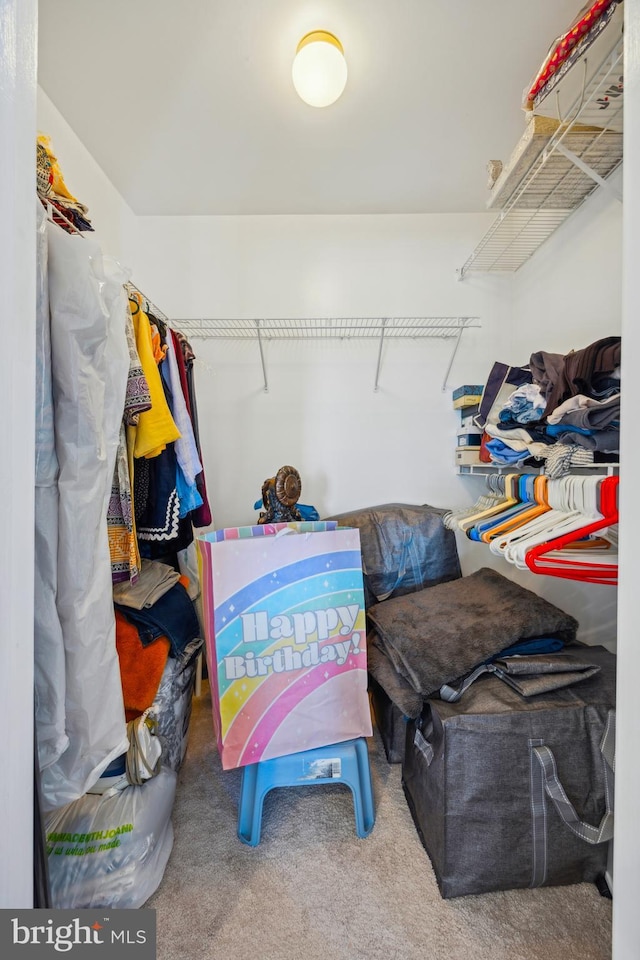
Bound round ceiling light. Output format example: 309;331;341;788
292;30;347;108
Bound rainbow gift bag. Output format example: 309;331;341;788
196;522;372;770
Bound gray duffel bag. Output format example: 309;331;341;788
402;644;615;899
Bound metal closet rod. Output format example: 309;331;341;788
170;317;481;393
124;281;171;324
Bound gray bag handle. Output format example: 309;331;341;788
413;710;443;767
440;662;499;701
529;710;615;887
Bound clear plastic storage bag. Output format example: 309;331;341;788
45;768;176;908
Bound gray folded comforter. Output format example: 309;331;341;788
366;567;578;701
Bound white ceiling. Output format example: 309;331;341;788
37;0;583;216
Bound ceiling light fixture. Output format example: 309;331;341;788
292;30;347;108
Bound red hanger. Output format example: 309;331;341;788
524;476;618;584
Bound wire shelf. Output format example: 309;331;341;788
460;31;624;277
171;317;481;393
171;317;480;340
457;463;619;476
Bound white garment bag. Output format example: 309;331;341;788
40;218;130;810
34;200;68;773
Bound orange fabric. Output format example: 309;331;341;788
115;610;170;722
115;574;190;720
150;323;168;363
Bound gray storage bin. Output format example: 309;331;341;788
402;644;615;898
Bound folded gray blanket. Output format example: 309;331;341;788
366;567;578;699
367;637;424;719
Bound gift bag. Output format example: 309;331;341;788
196;522;372;769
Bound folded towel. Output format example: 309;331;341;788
113;558;181;610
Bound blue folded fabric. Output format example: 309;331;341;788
546;423;593;437
115;580;200;661
488;636;566;661
485;438;531;465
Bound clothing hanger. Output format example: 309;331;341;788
466;474;532;541
457;473;522;533
525;541;617;583
496;475;599;568
480;474;551;543
524;476;619;583
491;474;599;564
42;197;83;236
128;294;141;316
442;475;506;530
41;196;174;335
506;476;608;571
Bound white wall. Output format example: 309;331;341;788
513;167;623;353
131;211;506;529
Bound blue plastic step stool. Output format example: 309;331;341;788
237;738;375;846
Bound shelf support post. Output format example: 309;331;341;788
554;143;623;202
374;319;387;392
255;320;268;392
442;322;466;392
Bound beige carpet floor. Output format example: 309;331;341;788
146;684;612;960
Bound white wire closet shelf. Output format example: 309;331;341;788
459;29;624;277
457;463;619;477
171;317;481;392
171;317;478;338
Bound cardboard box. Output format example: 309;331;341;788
455;448;482;466
453;394;483;410
452;384;484;401
457;433;482;448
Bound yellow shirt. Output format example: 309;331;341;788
129;302;181;459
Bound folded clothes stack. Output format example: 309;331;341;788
113;559;181;610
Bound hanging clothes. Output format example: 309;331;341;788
34;136;212;819
37;135;94;233
162;332;203;517
107;303;152;584
108;424;142;583
128;299;181;459
125;299;191;557
172;329;213;528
